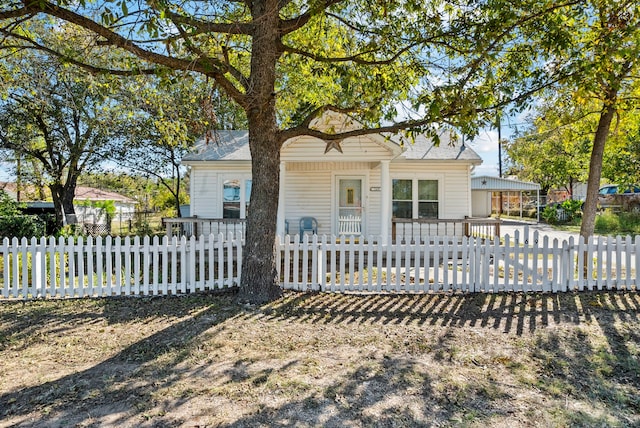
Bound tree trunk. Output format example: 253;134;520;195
174;175;182;218
50;185;65;230
237;0;283;303
50;178;78;231
238;126;282;303
580;96;617;241
62;187;77;225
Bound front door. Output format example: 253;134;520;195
337;178;363;235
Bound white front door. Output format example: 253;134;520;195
337;178;364;235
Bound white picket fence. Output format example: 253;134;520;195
0;234;242;300
1;229;638;300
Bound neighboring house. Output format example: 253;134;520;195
0;182;136;225
74;186;137;224
182;111;483;241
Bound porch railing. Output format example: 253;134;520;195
163;216;501;242
163;217;246;238
392;217;501;243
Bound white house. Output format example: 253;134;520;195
182;112;483;241
73;186;137;224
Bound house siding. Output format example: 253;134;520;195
282;135;393;162
189;160;473;237
285;161;373;236
190;164;251;217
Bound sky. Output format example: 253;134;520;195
469;128;502;177
0;161;11;182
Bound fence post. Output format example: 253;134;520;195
32;237;43;297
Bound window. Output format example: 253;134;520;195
418;180;438;218
392;179;439;219
223;178;252;219
392;179;413;218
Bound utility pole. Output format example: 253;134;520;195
497;114;503;178
16;153;21;202
497;113;503;216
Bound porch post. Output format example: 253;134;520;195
380;160;391;245
277;161;286;236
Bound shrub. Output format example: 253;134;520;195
595;211;640;235
541;205;559;224
0;190;45;239
560;199;583;223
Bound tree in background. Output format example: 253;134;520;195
0;49;127;230
531;0;640;240
504;93;592;197
507;91;640;201
1;0;582;302
77;172;188;215
113;74;246;217
602;109;640;187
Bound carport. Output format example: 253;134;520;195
471;175;541;221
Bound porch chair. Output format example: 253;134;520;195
299;216;318;236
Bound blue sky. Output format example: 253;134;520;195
469;128;502;177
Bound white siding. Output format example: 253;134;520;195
284;162;374;236
367;171;382;236
190;164;251;217
472;190;492;217
285;169;332;235
282;135;395;162
190;167;218;217
188;160;473;237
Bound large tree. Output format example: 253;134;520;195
0;0;575;302
534;0;640;240
0;51;127;230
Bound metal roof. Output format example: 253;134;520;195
183;129;482;163
471;175;540;191
182;130;250;161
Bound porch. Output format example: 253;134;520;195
163;216;502;241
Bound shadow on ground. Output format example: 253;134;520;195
0;291;638;427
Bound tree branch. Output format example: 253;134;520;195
171;22;249;90
279;0;345;34
164;10;254;36
282;40;422;66
9;1;248;106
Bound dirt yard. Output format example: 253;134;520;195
1;291;639;427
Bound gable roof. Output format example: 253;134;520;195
394;133;482;162
183;125;482;164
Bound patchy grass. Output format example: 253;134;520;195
1;291;639;427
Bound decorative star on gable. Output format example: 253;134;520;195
324;139;344;154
